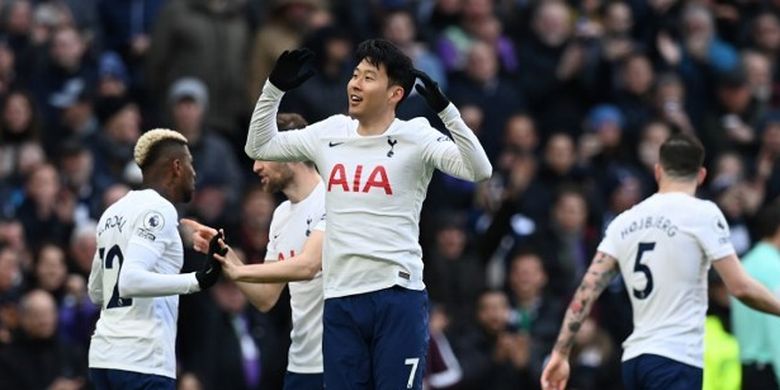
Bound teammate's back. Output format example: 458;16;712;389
602;192;733;367
89;189;182;377
542;133;780;390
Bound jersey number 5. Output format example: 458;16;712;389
633;242;655;300
100;245;133;309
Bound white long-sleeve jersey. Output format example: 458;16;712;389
246;81;492;298
88;189;199;378
598;192;735;368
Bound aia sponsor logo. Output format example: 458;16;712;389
327;164;393;195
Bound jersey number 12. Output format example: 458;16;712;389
100;245;133;309
633;242;655;300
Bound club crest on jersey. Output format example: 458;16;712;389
387;136;398;157
143;211;165;232
327;164;393;195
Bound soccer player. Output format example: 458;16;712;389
183;113;327;389
87;129;221;389
541;133;780;390
245;39;492;389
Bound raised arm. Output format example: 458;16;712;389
541;252;619;390
713;254;780;316
414;69;493;182
245;49;319;162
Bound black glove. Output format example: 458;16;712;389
268;48;316;91
412;69;450;113
195;231;228;290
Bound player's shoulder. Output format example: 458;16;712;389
311;114;355;136
130;190;178;229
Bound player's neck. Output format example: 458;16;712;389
657;180;697;196
282;169;320;203
356;109;396;136
143;179;179;204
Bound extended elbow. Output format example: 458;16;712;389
729;282;752;301
472;162;493;182
117;269;139;298
303;262;320;280
244;143;259;160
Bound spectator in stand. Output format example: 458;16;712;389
449;41;524;161
507;250;566;379
248;0;322;107
700;68;760;161
30;25;97;128
454;290;535;389
15;164;74;248
425;216;485;328
97;0;166;87
146;0;249;133
90;96;141;184
168;77;244;204
0;290;85;390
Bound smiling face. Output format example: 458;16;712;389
347;59;404;120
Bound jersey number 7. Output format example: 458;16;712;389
633;242;656;300
100;245;133;309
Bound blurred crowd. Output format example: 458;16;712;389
0;0;778;389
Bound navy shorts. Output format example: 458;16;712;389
323;286;429;390
622;354;702;390
284;371;323;389
89;368;175;390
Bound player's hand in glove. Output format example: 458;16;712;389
195;230;228;290
211;239;245;281
268;48;316;91
412;69;451;113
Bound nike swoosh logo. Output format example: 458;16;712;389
329;141;344;147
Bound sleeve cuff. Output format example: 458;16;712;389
187;272;201;293
263;80;285;99
436;103;459;122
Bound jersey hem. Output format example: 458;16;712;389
287;364;324;373
323;279;425;299
622;348;702;368
88;362;175;379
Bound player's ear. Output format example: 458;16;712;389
654;163;662;182
388;85;404;105
697;167;707;185
171;158;182;177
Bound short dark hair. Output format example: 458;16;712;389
140;138;188;172
659;133;705;179
354;39;415;104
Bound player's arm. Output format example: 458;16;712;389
216;230;323;283
118;210;217;298
245;49;318;162
713;254;780;316
214;231;323;312
541;251;619;390
414;69;492;182
87;251;103;305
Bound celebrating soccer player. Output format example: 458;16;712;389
88;129;222;389
244;39;492;389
